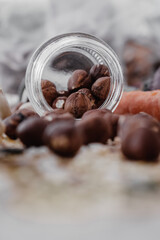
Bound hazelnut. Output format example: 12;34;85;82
52;96;67;109
90;64;109;81
64;92;92;118
41;80;56;89
3;109;37;140
118;113;160;141
103;113;119;140
43;121;82;157
121;128;159;161
68;70;91;92
78;88;96;109
82;109;112;119
77;116;109;144
41;80;58;106
91;77;110;101
17;116;48;147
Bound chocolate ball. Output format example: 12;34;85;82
43;121;82;157
68;70;91;92
16;116;48;147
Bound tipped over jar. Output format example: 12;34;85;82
25;33;123;117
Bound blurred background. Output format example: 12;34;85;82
0;0;160;99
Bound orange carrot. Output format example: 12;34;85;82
114;90;160;120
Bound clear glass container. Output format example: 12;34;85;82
25;33;123;116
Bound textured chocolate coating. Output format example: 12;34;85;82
16;116;48;147
68;70;91;92
91;77;110;100
64;92;92;118
90;64;109;81
43;121;82;157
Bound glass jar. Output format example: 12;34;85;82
25;33;123;116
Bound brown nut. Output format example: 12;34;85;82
41;79;56;89
52;96;67;109
43;121;82;157
68;70;91;92
3;109;37;140
90;64;109;81
118;112;160;141
103;113;119;140
91;77;110;101
43;112;75;123
77;115;109;145
78;88;96;109
41;80;58;106
64;92;92;118
16;116;48;147
121;128;160;161
82;108;112;119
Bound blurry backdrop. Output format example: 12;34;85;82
0;0;160;96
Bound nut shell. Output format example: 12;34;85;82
65;92;92;118
41;80;58;106
91;77;110;101
68;70;91;92
121;128;160;161
78;88;96;109
90;64;109;81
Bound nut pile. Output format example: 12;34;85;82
2;104;160;161
41;64;111;118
